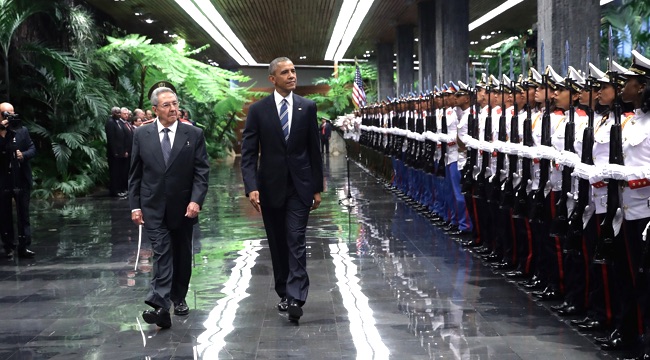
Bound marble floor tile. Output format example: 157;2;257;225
0;156;615;359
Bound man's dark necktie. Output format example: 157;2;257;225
161;128;171;165
280;99;289;142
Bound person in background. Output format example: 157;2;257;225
320;118;331;155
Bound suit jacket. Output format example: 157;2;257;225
105;117;130;157
241;93;323;208
128;120;210;230
0;126;36;189
320;122;332;139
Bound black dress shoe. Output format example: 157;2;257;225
571;316;591;326
600;333;628;351
287;300;303;323
483;254;501;263
570;316;593;326
18;249;35;259
277;297;288;312
556;305;584;317
174;300;189;316
551;301;571;312
490;261;514;270
142;307;172;329
504;270;529;279
532;287;562;301
595;329;621;345
578;320;604;331
521;279;544;290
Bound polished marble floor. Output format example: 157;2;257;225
0;155;616;359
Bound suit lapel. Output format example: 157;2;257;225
288;95;303;146
147;122;166;170
167;122;188;169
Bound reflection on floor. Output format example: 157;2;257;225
0;156;614;359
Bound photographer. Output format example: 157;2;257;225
0;102;36;259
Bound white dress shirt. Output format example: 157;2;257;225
157;119;179;147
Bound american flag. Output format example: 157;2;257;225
352;63;366;108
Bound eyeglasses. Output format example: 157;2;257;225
155;101;180;109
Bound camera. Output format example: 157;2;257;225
1;111;21;130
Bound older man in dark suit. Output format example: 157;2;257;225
129;85;209;329
241;57;323;323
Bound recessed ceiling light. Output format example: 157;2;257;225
469;0;523;31
145;18;154;24
325;0;376;61
163;30;168;34
175;0;256;65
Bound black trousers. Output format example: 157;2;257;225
321;137;330;154
108;156;129;196
0;187;31;252
145;223;193;310
261;183;311;305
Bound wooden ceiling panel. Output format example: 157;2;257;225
83;0;537;67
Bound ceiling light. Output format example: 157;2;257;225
600;0;614;4
175;0;256;65
469;0;523;31
414;38;419;42
325;0;376;61
144;18;154;24
163;30;168;34
134;12;142;16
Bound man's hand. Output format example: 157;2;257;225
185;201;200;218
131;210;144;225
15;150;23;161
311;193;321;211
248;190;261;213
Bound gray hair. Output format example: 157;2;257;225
269;57;292;76
150;87;177;106
120;107;129;112
111;106;120;113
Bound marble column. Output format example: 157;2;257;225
376;42;395;101
418;0;436;92
396;25;415;96
435;0;469;85
537;0;600;73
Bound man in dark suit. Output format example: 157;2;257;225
129;85;209;329
320;118;332;155
0;102;36;259
106;107;130;197
241;57;323;323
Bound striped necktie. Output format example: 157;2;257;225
280;99;289;142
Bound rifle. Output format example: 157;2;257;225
424;93;438;173
530;73;552;223
475;81;493;199
395;100;406;159
415;97;425;169
513;81;534;218
435;92;448;177
549;85;576;238
566;80;595;254
501;87;520;209
593;71;624;264
490;82;508;203
461;89;478;194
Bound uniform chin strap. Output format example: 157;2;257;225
643;220;650;243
